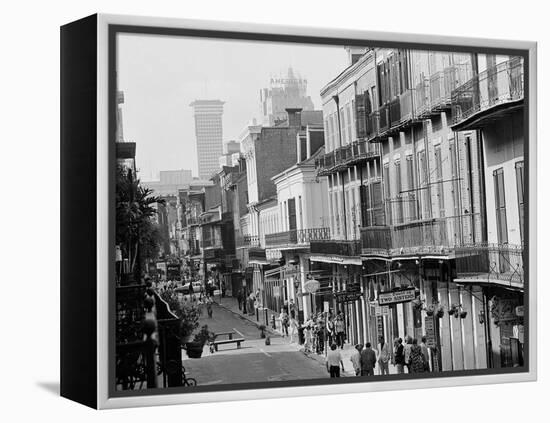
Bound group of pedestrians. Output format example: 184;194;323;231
345;335;431;377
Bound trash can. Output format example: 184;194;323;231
298;326;305;345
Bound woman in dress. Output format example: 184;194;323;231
409;338;426;374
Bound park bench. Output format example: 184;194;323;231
212;337;245;351
213;331;235;340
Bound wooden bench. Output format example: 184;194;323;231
214;331;235;340
212;338;245;351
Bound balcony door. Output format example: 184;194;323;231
288;198;297;232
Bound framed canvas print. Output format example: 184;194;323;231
60;14;537;409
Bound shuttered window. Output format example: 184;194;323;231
515;161;524;244
434;146;445;217
493;168;508;244
406;156;417;221
395;161;403;224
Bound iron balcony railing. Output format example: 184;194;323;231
264;227;330;248
455;243;524;286
361;214;482;256
366;111;380;140
236;234;260;248
316;139;380;176
451;58;524;126
415;77;431;117
310;239;362;257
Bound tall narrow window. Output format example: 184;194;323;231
340;108;346;145
346;104;353;143
288;198;297;231
493;168;508;244
418;150;430;219
395;160;403;224
434;145;445;217
298;195;303;231
383;164;392;225
406;155;417;221
449;141;460;218
515;161;525;244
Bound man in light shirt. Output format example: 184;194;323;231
350;344;363;376
326;343;344;377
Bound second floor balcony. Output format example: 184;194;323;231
455;243;524;289
361;216;466;256
264;227;330;249
310;239;362;257
451;58;524;129
316;139;380;176
235;234;260;248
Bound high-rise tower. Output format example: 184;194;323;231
190;99;225;179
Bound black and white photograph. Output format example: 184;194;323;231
113;28;528;394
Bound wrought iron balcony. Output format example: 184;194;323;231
316;140;380;176
264;227;330;248
451;58;523;128
455;243;524;288
310;239;362;257
361;216;469;256
236;234;260;248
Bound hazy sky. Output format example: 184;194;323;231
117;33;350;181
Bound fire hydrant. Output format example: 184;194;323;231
271;314;276;329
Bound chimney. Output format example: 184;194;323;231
286;108;302;128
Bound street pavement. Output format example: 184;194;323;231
181;297;400;386
181;303;329;385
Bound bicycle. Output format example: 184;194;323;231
156;360;197;387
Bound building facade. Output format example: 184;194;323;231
190;99;225;179
314;47;524;371
260;67;315;126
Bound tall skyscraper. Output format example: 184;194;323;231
260;67;314;126
190;99;225;179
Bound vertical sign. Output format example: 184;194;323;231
377;316;384;339
424;316;436;348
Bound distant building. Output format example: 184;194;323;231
190;99;225;179
260;67;314;126
142;169;196;197
218;140;241;168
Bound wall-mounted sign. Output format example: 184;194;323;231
424;316;437;348
378;288;416;305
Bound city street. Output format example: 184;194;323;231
181;304;329;385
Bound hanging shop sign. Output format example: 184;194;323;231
308;255;362;266
515;305;524;317
378;287;417;305
335;292;362;303
375;305;390;317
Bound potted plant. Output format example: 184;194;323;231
436;306;445;318
460;310;468;319
185;325;214;359
426;304;435;317
448;304;458;317
258;324;267;339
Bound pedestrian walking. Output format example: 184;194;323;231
335;313;346;349
326;344;344;378
377;335;392;375
351;344;363;376
410;339;426;373
326;317;335;346
304;319;313;353
206;296;213;318
360;342;377;376
394;338;405;374
237;290;243;311
420;336;430;372
289;316;298;343
279;308;289;337
404;335;413;373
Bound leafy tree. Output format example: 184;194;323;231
116;166;164;280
